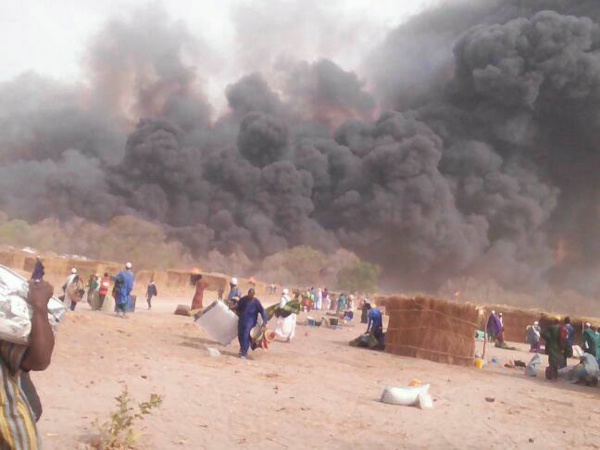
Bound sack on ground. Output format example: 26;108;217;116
380;384;430;406
525;353;541;377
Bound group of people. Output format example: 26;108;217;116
487;310;600;381
525;316;600;381
295;287;328;311
291;288;368;315
224;279;297;358
230;284;379;359
219;279;379;358
60;262;137;317
542;317;600;380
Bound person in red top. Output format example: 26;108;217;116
99;272;111;309
191;274;209;311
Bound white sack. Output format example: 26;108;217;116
0;265;66;345
380;384;430;406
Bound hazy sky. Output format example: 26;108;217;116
0;0;434;107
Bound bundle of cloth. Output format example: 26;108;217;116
567;353;599;387
349;333;385;351
265;298;302;320
266;289;301;343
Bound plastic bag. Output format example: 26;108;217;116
525;353;541;377
418;392;434;409
380;384;430;406
0;265;66;345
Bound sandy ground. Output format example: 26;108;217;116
32;293;600;450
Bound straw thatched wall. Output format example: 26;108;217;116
483;305;540;343
483;304;600;344
385;296;481;367
373;296;388;309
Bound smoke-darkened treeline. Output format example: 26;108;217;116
1;1;600;312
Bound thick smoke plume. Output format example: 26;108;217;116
1;1;600;311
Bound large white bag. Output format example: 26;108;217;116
0;265;67;345
380;384;430;406
525;353;541;377
195;300;238;345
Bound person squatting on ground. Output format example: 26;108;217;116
146;280;158;310
114;262;134;318
235;288;267;359
0;280;55;450
367;306;384;343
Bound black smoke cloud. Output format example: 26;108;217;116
2;1;600;300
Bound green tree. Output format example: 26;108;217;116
281;246;326;287
0;219;31;246
337;260;381;293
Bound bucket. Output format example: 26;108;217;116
474;358;484;369
264;329;276;343
250;325;263;341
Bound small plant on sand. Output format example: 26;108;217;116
91;386;163;449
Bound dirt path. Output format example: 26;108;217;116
34;295;600;449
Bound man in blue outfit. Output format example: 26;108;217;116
367;306;384;342
562;316;575;364
235;288;267;359
114;262;135;318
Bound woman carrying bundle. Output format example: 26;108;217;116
63;268;84;311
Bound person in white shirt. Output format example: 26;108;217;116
275;289;296;342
